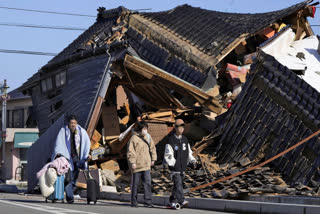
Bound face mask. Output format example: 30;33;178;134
141;129;148;136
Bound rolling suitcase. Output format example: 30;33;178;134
46;174;65;203
85;170;100;204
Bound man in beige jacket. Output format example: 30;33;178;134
127;121;157;208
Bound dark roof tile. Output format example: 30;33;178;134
142;1;310;58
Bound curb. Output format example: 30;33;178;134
0;184;26;193
79;190;320;214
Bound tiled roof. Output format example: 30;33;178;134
41;1;311;75
42;7;125;70
127;27;207;87
214;52;320;185
141;1;311;58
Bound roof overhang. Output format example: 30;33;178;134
14;132;39;148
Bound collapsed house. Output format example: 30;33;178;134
19;0;320;197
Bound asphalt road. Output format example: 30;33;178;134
0;193;236;214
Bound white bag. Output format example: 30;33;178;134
39;167;57;197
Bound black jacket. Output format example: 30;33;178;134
164;134;194;172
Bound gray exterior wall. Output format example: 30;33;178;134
31;54;110;134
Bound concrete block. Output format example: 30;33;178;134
260;203;304;214
225;200;260;214
305;206;320;214
193;198;226;211
0;184;19;193
101;192;120;201
186;197;196;208
151;195;167;206
249;195;320;206
118;193;130;202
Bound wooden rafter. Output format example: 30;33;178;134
123;54;222;114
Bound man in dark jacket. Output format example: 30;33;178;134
164;119;196;209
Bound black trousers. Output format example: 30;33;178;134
169;173;184;204
130;170;152;206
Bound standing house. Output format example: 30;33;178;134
0;89;38;181
19;0;318;191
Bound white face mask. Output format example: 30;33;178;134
141;129;148;136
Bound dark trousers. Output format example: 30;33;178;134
169;173;184;204
130;170;152;206
65;167;79;202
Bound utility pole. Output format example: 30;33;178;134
0;80;9;180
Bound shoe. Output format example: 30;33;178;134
74;194;81;199
67;199;74;204
168;202;180;209
180;200;189;208
131;204;138;208
144;204;154;208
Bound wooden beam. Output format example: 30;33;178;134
191;92;221;113
215;35;248;63
156;83;186;109
123;67;135;88
147;85;171;105
86;68;112;138
87;96;103;138
301;16;314;36
124;54;222;113
146;111;173;118
126;87;165;109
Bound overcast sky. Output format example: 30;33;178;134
0;0;318;92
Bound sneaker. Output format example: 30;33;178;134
74;194;81;200
144;204;154;208
181;201;189;208
168;202;180;209
131;204;138;208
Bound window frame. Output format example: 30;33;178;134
55;71;66;88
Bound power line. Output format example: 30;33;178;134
0;6;152;16
0;49;57;56
0;22;86;31
0;6;96;17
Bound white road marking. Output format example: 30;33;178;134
0;199;100;214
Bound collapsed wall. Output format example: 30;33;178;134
214;51;320;186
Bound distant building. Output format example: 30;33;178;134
0;88;38;181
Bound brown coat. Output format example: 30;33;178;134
127;131;157;173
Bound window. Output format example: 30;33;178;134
41;80;47;92
19;148;28;163
8;109;24;128
55;72;66;87
41;77;53;93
